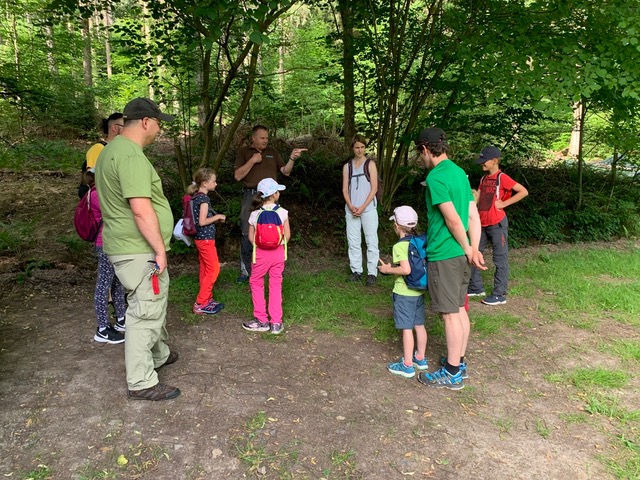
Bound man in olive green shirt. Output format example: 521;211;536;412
95;97;180;401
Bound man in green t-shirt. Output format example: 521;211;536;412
95;97;180;401
414;127;485;390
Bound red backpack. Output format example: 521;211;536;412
74;187;102;242
181;192;205;237
254;206;285;249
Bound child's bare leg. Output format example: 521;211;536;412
414;325;427;360
402;329;415;364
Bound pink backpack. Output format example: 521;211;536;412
74;188;102;242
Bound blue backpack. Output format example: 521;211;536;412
398;234;428;290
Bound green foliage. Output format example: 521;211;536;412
0;141;84;172
0;220;35;255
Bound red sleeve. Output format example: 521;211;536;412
499;173;517;192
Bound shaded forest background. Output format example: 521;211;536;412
1;0;640;246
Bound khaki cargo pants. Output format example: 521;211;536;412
109;253;170;391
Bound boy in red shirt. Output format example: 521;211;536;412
468;146;528;305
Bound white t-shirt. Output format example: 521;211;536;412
248;203;289;226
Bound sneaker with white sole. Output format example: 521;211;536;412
387;359;416;378
439;356;468;379
412;352;429;371
94;325;125;344
193;300;224;315
114;317;126;332
482;294;506;305
270;322;284;334
242;319;270;332
417;367;464;390
467;291;486;297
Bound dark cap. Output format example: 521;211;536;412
476;146;501;164
416;127;447;145
123;98;175;122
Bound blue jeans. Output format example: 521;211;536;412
469;217;509;296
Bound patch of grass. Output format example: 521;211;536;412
0;220;35;255
494;417;513;436
16;259;55;283
57;235;92;254
545;368;629;390
535;419;550;439
232;410;301;477
471;312;520;336
20;464;52;480
512;246;640;318
599;340;640;363
584;394;640;424
329;449;361;478
77;465;117;480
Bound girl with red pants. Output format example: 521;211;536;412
189;168;226;314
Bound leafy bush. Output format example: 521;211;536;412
0;140;84;172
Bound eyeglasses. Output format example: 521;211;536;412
147;117;162;129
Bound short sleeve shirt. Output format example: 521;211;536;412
234;145;285;189
86;142;105;169
392;240;423;297
192;193;216;240
424;159;473;262
477;170;517;227
94;135;174;255
248;203;288;226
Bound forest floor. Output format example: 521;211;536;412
0;170;631;479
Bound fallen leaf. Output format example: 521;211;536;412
116;454;128;466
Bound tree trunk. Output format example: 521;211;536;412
141;2;153;98
82;17;93;87
568;101;582;157
211;43;261;172
338;0;355;145
44;25;57;75
104;7;112;78
575;97;586;210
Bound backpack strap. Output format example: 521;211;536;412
495;172;503;199
363;158;371;183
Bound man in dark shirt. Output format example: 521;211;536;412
234;125;306;282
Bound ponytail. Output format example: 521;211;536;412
188;167;216;196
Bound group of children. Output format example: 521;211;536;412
187;168;290;335
185;144;527;373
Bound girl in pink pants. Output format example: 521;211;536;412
242;178;290;335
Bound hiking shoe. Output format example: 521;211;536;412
439;356;468;379
347;272;362;282
387;359;416;378
482;294;507;305
155;351;179;371
128;383;181;401
193;301;224;315
114;317;126;332
467;291;486;297
94;326;125;344
417;367;464;390
270;322;284;334
236;274;249;284
412;353;429;371
242;319;270;332
208;299;225;313
366;275;377;287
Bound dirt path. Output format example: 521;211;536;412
0;171;615;479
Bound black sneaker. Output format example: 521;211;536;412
348;272;362;282
114;318;126;332
94;326;125;344
366;275;377;287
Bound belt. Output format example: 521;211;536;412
244;188;258;193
